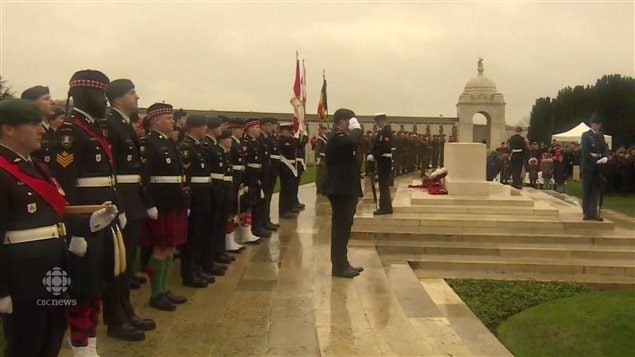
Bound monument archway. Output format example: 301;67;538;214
471;112;491;146
456;58;506;151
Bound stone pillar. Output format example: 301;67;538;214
444;142;490;196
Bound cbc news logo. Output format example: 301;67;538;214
42;267;71;296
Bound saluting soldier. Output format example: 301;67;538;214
315;125;328;195
323;109;364;279
368;113;393;215
178;114;216;289
50;70;131;354
243;118;271;238
278;125;299;219
139;103;188;311
260;117;280;231
102;79;156;341
21;86;57;167
228;118;260;244
0;99;117;357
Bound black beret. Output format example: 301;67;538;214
69;70;109;90
333;108;356;123
261;117;278;125
374;113;387;121
0;98;43;126
590;113;602;124
145;102;173;121
106;79;135;101
219;128;232;139
207;116;222;129
21;85;50;101
50;107;65;119
228;118;244;129
186;114;208;128
173;109;187;120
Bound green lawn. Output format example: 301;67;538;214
498;289;635;357
566;180;635;217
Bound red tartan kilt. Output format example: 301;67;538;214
140;209;188;248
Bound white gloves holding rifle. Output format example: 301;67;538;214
147;206;159;220
89;202;118;232
69;236;88;257
596;157;608;165
367;154;375;162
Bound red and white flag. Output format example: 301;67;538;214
290;52;306;137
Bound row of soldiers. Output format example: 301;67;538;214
0;69;309;357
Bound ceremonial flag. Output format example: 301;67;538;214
290;52;306;137
317;70;328;122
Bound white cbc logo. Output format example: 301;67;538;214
42;267;71;296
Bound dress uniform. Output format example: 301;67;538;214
242;118;271;238
21;86;56;167
102;79;155;341
50;70;128;353
216;128;242;252
260;118;280;230
294;133;308;210
323;109;364;279
315;128;328;195
508;128;527;189
178;115;214;288
139;103;188;312
581;115;608;221
278;125;299;219
370;114;393;215
0;99;117;357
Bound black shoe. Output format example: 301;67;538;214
107;322;145;341
296;203;306;210
164;290;187;305
223;253;236;262
349;265;364;273
290;208;301;214
592;216;604;222
216;255;233;264
268;221;280;228
129;316;156;331
149;294;176;311
253;230;272;238
264;223;278;231
280;212;297;219
332;267;360;279
183;276;208;288
583;216;593;221
134;274;147;284
206;265;226;276
197;272;216;284
128;277;141;290
214;263;228;270
373;209;393;215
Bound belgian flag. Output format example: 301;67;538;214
317;71;328;122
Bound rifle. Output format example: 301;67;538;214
367;159;378;210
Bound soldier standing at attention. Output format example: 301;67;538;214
243;118;271;239
21;86;57;167
139;103;188;312
323;109;364;279
278;125;299;219
580;114;608;221
507;127;528;189
103;79;156;340
294;131;308;211
314;125;328;195
367;113;393;215
260;117;280;231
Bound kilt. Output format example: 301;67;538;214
140;209;188;248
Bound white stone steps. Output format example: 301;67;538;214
373;240;635;261
410;192;534;207
392;202;558;216
414;269;635;285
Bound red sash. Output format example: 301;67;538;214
0;156;66;217
73;118;113;164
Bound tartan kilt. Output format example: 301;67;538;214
140;209;188;248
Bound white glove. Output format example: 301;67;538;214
187;209;191;217
367;154;375;162
69;236;88;257
0;295;13;314
348;117;361;130
596;157;608;164
147;206;158;220
118;212;127;229
89;203;118;232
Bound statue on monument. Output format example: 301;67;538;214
478;57;484;75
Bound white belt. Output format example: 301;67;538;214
281;157;296;163
511;149;523;153
319;153;325;157
223;176;233;182
116;175;141;184
297;158;305;163
270;155;281;160
211;173;225;180
391;147;396;151
381;153;393;158
191;176;211;184
232;165;245;171
76;176;114;187
4;223;66;244
247;163;262;169
590;153;601;158
150;176;183;184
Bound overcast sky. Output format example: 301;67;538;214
1;1;633;125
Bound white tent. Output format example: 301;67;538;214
552;122;612;149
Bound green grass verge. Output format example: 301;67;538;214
566;180;635;217
273;164;316;193
498;288;635;357
446;279;594;332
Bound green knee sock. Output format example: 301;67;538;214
162;254;173;293
148;257;164;297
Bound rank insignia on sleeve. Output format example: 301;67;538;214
56;152;74;168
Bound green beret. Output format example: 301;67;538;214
186;114;208;128
207;116;222;129
106;79;135;101
219;128;232;139
0;99;43;126
21;85;50;101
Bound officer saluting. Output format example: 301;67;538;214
21;86;57;167
368;113;393;215
0;99;116;357
323;109;364;278
581;114;608;221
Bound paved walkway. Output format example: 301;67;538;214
60;184;509;357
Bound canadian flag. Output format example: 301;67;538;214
290;52;306;137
